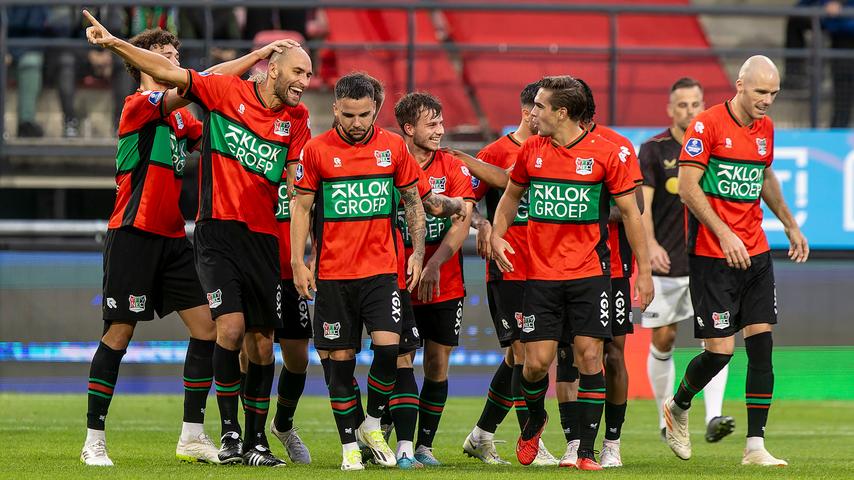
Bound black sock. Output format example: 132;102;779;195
559;401;582;442
320;357;331;386
354;377;366;426
213;344;242;437
380;406;393;427
520;373;549;440
182;338;214;424
511;365;528;431
239;372;247;412
745;332;774;438
390;367;419;442
604;401;627;441
416;378;448;448
329;359;359;444
366;345;398;419
476;361;514;433
673;350;733;410
86;342;126;430
578;372;606;455
274;367;306;432
243;361;274;448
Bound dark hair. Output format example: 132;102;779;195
334;72;375;101
576;77;596;124
670;77;703;93
537;75;587;122
366;74;385;107
126;29;180;83
520;81;540;107
394;92;442;131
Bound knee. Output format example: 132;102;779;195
101;322;134;350
217;323;244;350
576;347;602;373
396;354;413;369
744;331;773;371
604;345;625;370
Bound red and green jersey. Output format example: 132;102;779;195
472;133;530;282
395;167;434;290
591;124;644;279
295;126;420;280
179;70;310;237
108;90;202;237
397;150;476;304
509;132;636;281
679;102;773;258
276;181;295;280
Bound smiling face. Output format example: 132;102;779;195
270;48;312;107
530;88;562;137
333;96;376;142
407;108;444;152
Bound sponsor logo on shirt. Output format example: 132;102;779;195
529;180;601;223
276;184;291;220
614;289;626;325
211;113;286;182
323;177;393;219
323;322;341;340
599;291;610;327
333;157;342;167
274;119;291;136
618;146;630;163
685;138;704;157
694;121;704;133
460;166;471;177
391;290;401;324
128;294;147;313
712;311;730;330
375;149;392;167
575;157;594;175
207;289;223;308
663;158;678;170
701;158;764;201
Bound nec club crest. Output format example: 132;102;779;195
429;176;447;193
323;322;341;340
274;119;291;136
575;157;594;175
756;138;768;156
128;294;147;313
375;149;392;167
712;311;731;330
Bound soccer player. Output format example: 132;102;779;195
79;16;301;467
291;73;427;471
639;77;734;443
663;56;808;466
84;10;314;467
391;92;476;467
491;76;654;471
552;77;645;468
461;81;559;466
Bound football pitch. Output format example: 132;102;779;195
4;394;853;479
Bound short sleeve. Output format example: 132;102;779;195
765;120;775;167
294;143;320;193
119;92;167;132
178;69;236;112
448;158;477;203
181;110;204;152
679;116;713;169
638;141;659;188
604;148;636;198
622;143;643;184
393;141;420;190
416;168;432;200
509;140;533;187
286;110;311;164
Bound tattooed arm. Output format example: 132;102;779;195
422;192;464;218
401;185;427;292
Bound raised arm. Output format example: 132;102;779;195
290;192;316;299
443;148;510;189
613;191;654;311
401;186;427;292
84;10;188;90
678;165;751;270
761;167;809;263
489;181;525;272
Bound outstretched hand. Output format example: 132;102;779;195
255;38;302;60
83;10;119;49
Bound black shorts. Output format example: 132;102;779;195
274;280;312;341
102;227;206;322
610;277;635;337
313;274;400;350
398;289;421;354
689;252;777;339
487;280;525;348
194;220;282;330
414;298;464;347
522;276;612;343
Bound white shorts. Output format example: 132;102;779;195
641;276;693;328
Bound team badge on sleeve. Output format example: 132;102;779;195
470;176;481;189
147;91;163;106
295;163;304;181
685;138;704;157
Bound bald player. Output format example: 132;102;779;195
663;56;809;466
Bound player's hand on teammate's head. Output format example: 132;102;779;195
785;226;809;263
82;10;117;49
256;39;302;60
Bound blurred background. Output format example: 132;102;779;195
1;0;852;400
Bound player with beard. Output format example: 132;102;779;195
84;10;313;467
292;73;427;471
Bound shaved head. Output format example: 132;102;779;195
270;45;311;66
267;46;312;107
738;55;779;84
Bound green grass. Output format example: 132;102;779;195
4;394;854;479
